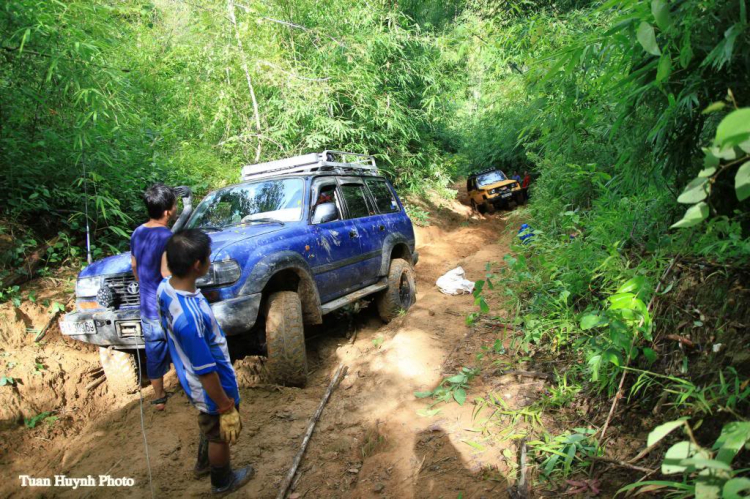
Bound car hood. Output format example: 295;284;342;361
78;224;285;278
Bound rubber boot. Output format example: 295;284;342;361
211;463;255;496
193;434;210;479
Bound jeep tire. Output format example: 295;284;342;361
99;347;140;395
376;258;417;323
264;291;307;387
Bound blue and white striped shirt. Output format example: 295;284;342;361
156;279;239;414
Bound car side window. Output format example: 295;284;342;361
311;182;342;223
365;179;399;213
340;184;372;219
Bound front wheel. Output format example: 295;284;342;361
264;291;307;387
99;347;140;395
376;258;417;323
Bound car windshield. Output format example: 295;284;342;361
476;171;507;187
187;178;304;229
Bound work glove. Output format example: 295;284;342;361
219;406;242;445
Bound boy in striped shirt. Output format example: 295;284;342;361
157;229;254;495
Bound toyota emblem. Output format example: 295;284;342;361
127;282;140;295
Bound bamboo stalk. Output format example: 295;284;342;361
276;364;348;499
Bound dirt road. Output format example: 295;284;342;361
0;192;527;498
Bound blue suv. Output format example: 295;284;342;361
61;151;418;389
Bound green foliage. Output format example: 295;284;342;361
0;376;16;387
672;108;750;229
24;411;55;429
0;0;463;289
415;366;480;406
528;428;599;479
619;420;750;498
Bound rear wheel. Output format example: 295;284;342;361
264;291;307;387
376;258;416;323
99;347;140;395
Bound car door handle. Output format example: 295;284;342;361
378;225;385;231
349;229;358;238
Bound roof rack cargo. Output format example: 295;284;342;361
241;150;378;181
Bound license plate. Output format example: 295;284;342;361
61;320;96;335
502;192;512;198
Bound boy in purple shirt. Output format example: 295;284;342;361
130;183;176;410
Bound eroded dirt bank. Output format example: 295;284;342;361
0;192;528;498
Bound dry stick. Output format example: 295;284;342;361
589;456;655;474
593;257;678;472
86;376;106;393
35;310;62;342
497;370;553;380
517;439;528;498
227;0;262;162
276;364;348;499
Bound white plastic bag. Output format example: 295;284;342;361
436;267;475;295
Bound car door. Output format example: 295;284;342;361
337;177;383;286
308;178;364;303
363;176;401;265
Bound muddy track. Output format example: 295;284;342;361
0;193;529;499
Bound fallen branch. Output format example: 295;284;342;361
508;439;528;499
665;334;696;348
497;370;553;380
348;326;358;344
35;310;62;343
86;376;106;392
276;364;348;499
589;456;656;474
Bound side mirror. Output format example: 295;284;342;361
312;202;339;224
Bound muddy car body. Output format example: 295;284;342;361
61;151;418;388
467;169;523;213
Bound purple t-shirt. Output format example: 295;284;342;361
131;225;172;320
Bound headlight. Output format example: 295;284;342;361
197;260;241;287
76;277;102;297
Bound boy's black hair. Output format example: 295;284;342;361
144;183;176;220
167;229;211;278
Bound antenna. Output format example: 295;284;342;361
82;151;92;264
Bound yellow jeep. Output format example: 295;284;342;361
467;169;524;214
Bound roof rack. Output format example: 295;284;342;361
468;167;505;178
241;150;378;181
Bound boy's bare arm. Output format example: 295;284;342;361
131;255;139;282
160;252;170;278
197;372;234;410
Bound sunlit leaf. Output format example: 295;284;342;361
735;161;750;201
716;108;750;148
702;102;726;114
671;202;709;229
662;441;694;474
637;22;661;56
677;177;709;204
453;388;467;405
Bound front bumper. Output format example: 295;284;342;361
60;293;263;347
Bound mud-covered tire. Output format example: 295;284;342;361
99;347;140;395
264;291;307;387
477;202;488;214
376;258;417;323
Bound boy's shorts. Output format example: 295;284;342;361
141;317;170;379
198;405;240;443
